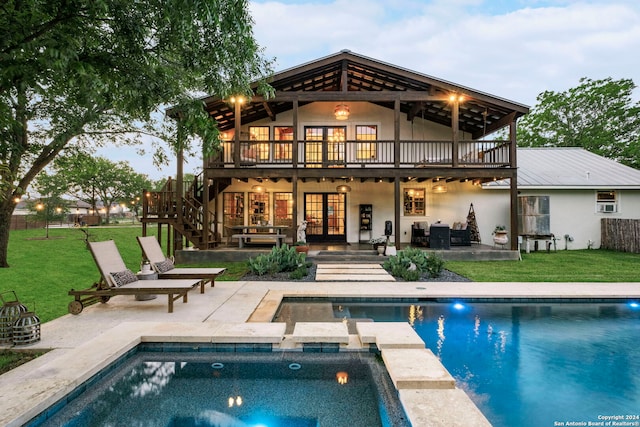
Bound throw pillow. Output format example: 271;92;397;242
110;269;138;287
155;258;175;273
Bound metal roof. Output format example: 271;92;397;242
199;50;529;137
485;148;640;189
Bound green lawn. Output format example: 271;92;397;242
446;249;640;282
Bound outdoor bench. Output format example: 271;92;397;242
231;233;286;248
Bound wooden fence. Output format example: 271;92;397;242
601;218;640;253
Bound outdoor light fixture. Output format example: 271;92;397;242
334;103;350;120
336;184;351;193
251;184;266;193
432;183;448;193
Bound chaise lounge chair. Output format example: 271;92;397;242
68;240;202;314
137;236;226;293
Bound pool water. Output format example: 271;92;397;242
329;301;640;427
36;352;409;427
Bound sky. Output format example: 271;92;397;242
99;0;640;180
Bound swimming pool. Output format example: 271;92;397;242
276;299;640;427
33;351;409;427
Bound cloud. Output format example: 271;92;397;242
251;0;640;105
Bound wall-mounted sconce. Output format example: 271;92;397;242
336;184;351;193
334;103;350;120
251;184;266;193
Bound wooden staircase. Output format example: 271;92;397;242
141;174;230;249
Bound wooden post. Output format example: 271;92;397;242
451;98;459;167
292;99;298;168
292;170;298;240
509;120;518;250
394;99;400;167
233;99;242;167
394;177;401;248
175;121;184;252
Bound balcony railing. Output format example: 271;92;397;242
207;140;511;169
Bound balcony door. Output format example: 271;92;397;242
304;193;346;242
304;126;346;167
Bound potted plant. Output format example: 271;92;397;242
368;236;387;255
385;241;397;256
492;225;508;246
294;240;309;254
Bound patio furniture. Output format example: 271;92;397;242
411;221;430;247
68;240;201;314
450;222;472;246
137;236;226;292
430;224;451;249
225;225;289;248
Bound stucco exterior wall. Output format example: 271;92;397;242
480;188;640;250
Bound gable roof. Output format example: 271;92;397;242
486;148;640;189
200;50;529;138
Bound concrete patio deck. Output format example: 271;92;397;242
2;278;639;426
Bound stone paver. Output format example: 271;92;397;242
382;348;456;389
315;263;395;281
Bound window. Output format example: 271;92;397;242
356;125;377;160
596;190;618;213
249;126;270;161
223;192;244;234
274;193;293;227
274;126;293;161
404;188;425;216
249;192;270;226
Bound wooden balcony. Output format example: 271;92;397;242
207;139;512;170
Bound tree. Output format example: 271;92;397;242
517;77;640;169
47;153;153;225
0;0;273;267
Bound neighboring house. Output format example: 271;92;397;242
142;50;530;249
482;147;640;250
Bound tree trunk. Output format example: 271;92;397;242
0;201;14;267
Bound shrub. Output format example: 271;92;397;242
383;248;444;280
425;252;445;278
289;265;308;280
248;244;307;276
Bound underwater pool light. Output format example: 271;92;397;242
452;302;466;311
628;301;639;309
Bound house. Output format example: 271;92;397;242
142;50;530;251
482;147;640;250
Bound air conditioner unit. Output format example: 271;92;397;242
598;203;617;213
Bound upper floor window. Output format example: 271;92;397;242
249;126;270;161
274;126;293;161
356;125;377;160
596;190;618;213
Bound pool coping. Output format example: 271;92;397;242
2;280;639;426
3;320;492;427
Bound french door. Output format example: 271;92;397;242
304;126;346;167
304;193;346;242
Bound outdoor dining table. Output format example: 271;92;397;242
225;225;290;247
